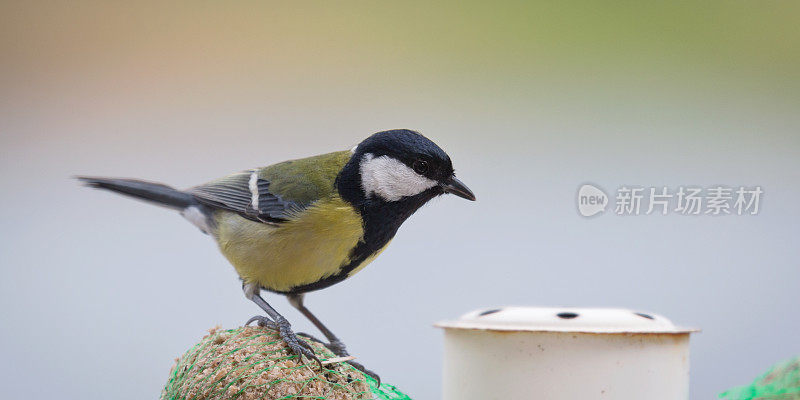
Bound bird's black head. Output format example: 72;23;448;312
337;129;475;208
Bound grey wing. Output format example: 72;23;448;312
187;171;305;224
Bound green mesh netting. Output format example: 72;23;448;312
720;357;800;400
162;326;412;400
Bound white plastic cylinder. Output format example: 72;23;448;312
436;307;697;400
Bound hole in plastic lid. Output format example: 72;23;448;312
634;312;654;320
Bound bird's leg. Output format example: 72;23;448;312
287;293;381;386
287;293;348;355
242;283;321;368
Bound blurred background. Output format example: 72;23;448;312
1;1;798;398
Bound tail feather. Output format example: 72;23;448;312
77;176;196;210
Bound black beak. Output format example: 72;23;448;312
442;176;476;201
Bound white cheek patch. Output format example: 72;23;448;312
359;153;439;201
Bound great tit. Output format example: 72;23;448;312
79;129;474;381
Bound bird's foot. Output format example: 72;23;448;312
345;360;381;387
245;315;321;368
275;317;322;368
296;333;381;386
245;315;277;329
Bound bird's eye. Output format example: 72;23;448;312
412;160;429;175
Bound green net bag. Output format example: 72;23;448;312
720;357;800;400
162;326;411;400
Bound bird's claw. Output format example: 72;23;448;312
346;360;381;387
298;334;349;357
275;316;322;368
245;315;276;329
296;333;381;387
245;315;321;368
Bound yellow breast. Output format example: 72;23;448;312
213;196;365;293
